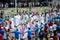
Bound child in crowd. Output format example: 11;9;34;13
27;28;32;40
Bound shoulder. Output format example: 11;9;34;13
2;30;4;32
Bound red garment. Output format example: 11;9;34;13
53;35;58;40
9;20;12;29
32;22;34;24
0;24;6;31
0;25;4;29
0;34;3;40
49;21;54;26
5;21;8;25
44;24;49;31
11;37;14;40
0;25;1;29
3;27;6;31
5;20;12;29
22;24;24;36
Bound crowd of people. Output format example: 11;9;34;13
0;7;60;40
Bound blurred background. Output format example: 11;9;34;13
0;0;59;8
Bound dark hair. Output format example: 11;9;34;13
36;21;38;22
8;29;10;32
54;32;57;36
16;29;18;31
41;13;44;16
28;28;30;30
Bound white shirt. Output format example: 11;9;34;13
27;23;30;28
14;15;21;26
23;28;28;39
5;20;10;30
31;15;38;22
46;13;50;23
49;26;53;31
22;14;29;23
30;23;35;31
31;17;34;22
46;13;50;18
40;16;44;23
52;12;56;16
52;24;57;31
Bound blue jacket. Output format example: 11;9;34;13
40;23;44;28
27;29;32;37
0;18;3;24
13;29;21;38
57;26;60;29
0;29;4;35
35;25;39;33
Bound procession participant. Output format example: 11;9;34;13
28;18;35;39
13;13;22;40
0;21;4;35
4;16;12;29
0;23;4;40
30;12;36;22
46;10;51;23
39;27;44;40
2;26;7;40
14;12;22;27
44;24;49;33
12;28;21;40
22;23;28;40
9;14;15;29
49;26;53;38
27;28;32;40
22;12;29;24
39;13;45;24
40;23;45;29
30;21;35;31
35;22;39;40
52;22;57;35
